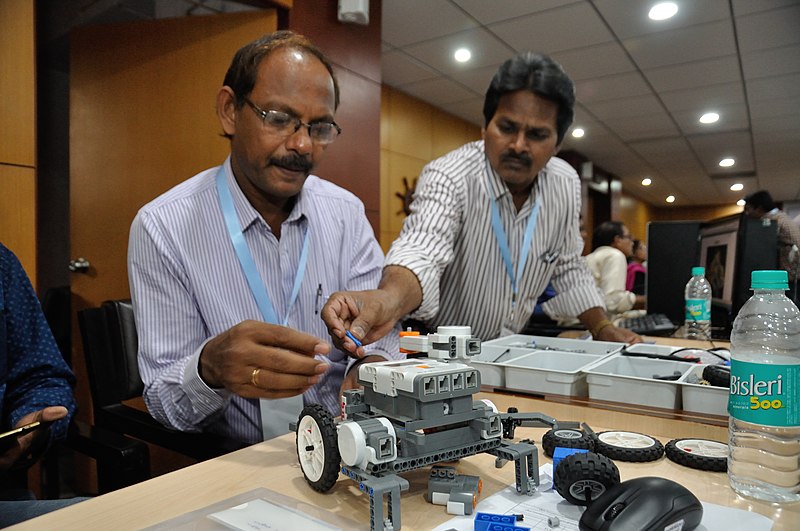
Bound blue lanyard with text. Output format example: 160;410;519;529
215;167;309;326
489;175;541;310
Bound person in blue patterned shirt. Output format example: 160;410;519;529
0;243;84;526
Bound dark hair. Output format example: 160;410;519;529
592;221;625;251
632;239;642;254
223;30;340;110
744;190;776;212
483;52;575;145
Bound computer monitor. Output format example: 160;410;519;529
646;221;702;325
699;213;778;335
647;215;778;338
698;216;738;309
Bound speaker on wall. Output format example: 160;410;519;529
338;0;369;25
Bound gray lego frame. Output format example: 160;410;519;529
292;327;580;531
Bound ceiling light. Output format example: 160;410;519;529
730;183;743;191
666;195;675;203
641;178;652;186
572;128;585;138
454;48;471;63
719;158;735;167
737;199;746;206
699;112;719;124
649;2;678;20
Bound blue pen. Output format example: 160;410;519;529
345;330;362;348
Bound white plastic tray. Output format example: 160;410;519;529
469;345;531;387
680;364;729;416
471;335;625;391
584;354;696;409
503;351;607;396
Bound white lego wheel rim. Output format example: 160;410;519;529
597;431;656;448
675;439;727;458
554;429;584;439
297;414;327;482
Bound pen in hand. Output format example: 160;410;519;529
315;283;322;315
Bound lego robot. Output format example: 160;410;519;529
292;326;607;531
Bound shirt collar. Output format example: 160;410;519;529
483;150;544;206
222;156;308;232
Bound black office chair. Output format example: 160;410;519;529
77;300;244;467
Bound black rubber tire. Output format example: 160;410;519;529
542;428;595;457
296;404;341;492
702;364;731;388
553;452;620;506
665;438;727;472
593;431;664;462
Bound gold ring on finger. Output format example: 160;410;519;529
251;368;261;388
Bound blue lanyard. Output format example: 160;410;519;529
215;167;310;326
488;171;541;309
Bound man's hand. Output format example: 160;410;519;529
597;325;643;344
321;290;402;357
199;321;330;400
0;406;67;471
321;265;423;357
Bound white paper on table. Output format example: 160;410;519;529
432;464;774;531
208;498;342;531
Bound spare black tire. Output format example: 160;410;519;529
553;452;620;506
702;364;731;388
542;428;594;457
665;438;727;472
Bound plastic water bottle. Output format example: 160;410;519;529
684;266;711;340
728;270;800;503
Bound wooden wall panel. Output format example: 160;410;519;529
0;0;35;167
379;86;480;250
287;0;382;232
0;0;36;283
70;11;278;306
0;165;37;282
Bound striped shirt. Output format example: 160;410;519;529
385;140;604;340
128;158;400;444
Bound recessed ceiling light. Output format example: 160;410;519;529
572;128;585;138
641;178;652;186
719;158;735;167
730;183;744;191
737;199;746;206
699;112;719;124
666;195;676;203
454;48;471;63
649;2;678;20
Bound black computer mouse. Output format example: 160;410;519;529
579;476;703;531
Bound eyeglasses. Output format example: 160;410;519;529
243;98;341;144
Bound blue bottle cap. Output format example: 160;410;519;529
751;270;788;290
691;266;705;276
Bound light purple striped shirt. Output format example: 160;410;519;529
385;140;605;340
128;158;400;444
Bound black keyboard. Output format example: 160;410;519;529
617;313;676;336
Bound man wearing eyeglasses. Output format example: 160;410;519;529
322;52;641;351
128;31;400;444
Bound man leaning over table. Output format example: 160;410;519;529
128;31;401;445
322;51;642;350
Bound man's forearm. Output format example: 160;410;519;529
379;265;423;321
577;307;613;337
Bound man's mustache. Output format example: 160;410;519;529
270;154;313;172
500;151;532;166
